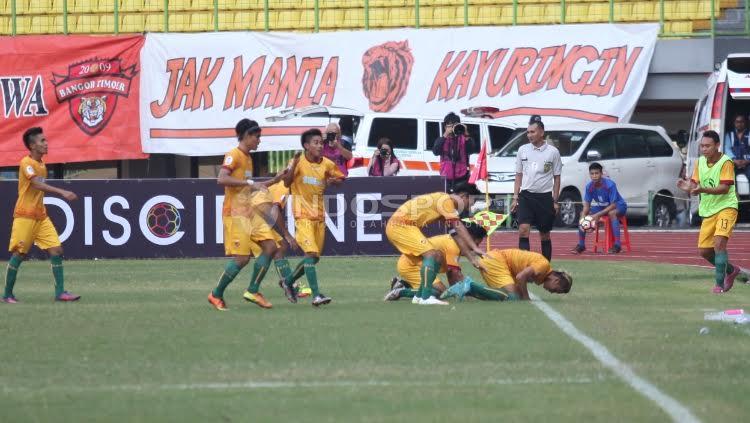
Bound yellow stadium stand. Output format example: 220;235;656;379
145;12;165;31
72;14;99;33
319;7;344;29
168;12;190;31
121;13;145;32
388;6;414;27
191;12;212;31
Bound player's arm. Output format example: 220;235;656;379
217;167;266;192
449;221;485;271
591;203;616;219
581;201;590;217
513;266;537;301
677;165;699;193
29;177;77;201
272;203;299;251
325;162;346;186
691;161;735;195
282;152;301;188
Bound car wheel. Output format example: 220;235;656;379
652;196;675;227
556;190;582;228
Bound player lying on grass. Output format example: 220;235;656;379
572;162;628;254
4;127;81;303
282;129;345;307
677;130;744;294
385;182;486;305
208;119;286;311
441;249;572;301
383;222;487;302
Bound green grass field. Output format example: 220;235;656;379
1;257;749;422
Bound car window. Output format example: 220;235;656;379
488;126;515;152
368;118;418;150
615;132;649;159
582;133;616;161
425;121;440;150
645;132;674;157
465;123;481;147
497;130;589;157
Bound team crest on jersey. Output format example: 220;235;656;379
52;57;138;136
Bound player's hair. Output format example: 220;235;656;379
22;127;43;150
702;130;720;144
235;118;261;140
443;112;460;125
734;113;747;122
464;221;487;242
551;270;573;293
589;162;603;172
301;128;323;148
451;182;481;196
528;114;544;130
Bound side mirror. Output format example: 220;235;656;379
586;150;601;161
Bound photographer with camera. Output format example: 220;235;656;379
368;137;401;177
432;112;478;190
322;122;353;176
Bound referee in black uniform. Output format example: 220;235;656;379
510;115;562;261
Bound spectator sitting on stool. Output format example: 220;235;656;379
572;162;628;255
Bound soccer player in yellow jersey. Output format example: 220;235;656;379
282;128;345;307
442;249;572;301
383;222;487;302
677;130;744;293
385;182;485;305
4;127;80;303
208;119;286;311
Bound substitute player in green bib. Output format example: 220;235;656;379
677;130;742;293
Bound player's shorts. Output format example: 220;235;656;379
396;254;441;289
516;190;555;233
478;254;515;289
223;214;276;256
8;217;61;254
295;219;325;255
698;207;738;248
385;221;435;257
249;230;283;258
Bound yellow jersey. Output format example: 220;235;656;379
290;155;344;221
14;156;47;220
221;147;253;217
428;234;460;272
390;192;459;227
251;181;289;209
483;249;551;285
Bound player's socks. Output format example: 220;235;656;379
213;260;241;298
519;237;530;251
705;255;735;274
577;230;586;247
274;258;294;287
303;257;320;297
714;251;729;288
4;255;22;298
50;255;65;297
611;217;622;246
399;288;418;298
468;281;510;301
247;254;271;294
541;240;552;261
420;257;439;300
289;261;306;284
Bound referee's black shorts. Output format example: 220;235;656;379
517;190;555;233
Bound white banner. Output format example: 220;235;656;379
141;24;658;155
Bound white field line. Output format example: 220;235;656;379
529;293;701;423
1;376;601;395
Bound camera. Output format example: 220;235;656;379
379;148;390;158
325;132;336;144
453;123;466;136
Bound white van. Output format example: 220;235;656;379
266;105;517;176
480;122;686;227
688;54;750;200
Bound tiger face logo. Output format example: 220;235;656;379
361;40;414;112
78;95;107;128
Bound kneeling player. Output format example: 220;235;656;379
442;249;572;301
384;222;487;302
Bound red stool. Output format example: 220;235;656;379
593;215;631;253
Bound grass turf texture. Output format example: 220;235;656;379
1;257;749;422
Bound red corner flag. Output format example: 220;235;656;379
469;139;488;184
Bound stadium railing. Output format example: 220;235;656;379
0;0;748;38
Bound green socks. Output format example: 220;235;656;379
213;260;242;298
289;261;306;285
303;257;320;297
248;254;272;293
714;251;728;288
274;258;293;287
706;254;735;275
4;255;22;298
50;255;65;297
468;281;511;301
420;257;439;300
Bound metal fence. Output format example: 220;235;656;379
0;0;748;38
